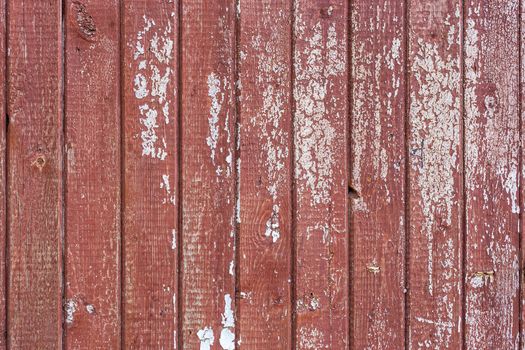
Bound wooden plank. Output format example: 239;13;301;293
6;0;63;348
237;1;292;348
0;0;6;348
464;1;520;348
407;1;463;348
180;1;236;349
293;1;349;348
122;1;178;348
349;1;406;348
63;0;121;348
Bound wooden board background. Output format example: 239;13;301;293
0;0;524;349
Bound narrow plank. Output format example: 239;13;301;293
6;0;63;347
180;1;236;349
349;1;406;348
464;1;520;348
63;0;121;348
0;0;6;347
293;1;349;348
122;1;178;348
407;0;463;348
237;1;292;348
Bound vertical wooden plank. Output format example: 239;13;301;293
293;1;349;348
7;0;63;348
63;0;120;348
350;1;406;348
464;1;520;349
0;0;6;347
407;0;463;348
181;1;236;349
122;1;178;348
237;1;292;348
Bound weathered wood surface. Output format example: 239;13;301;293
237;1;292;348
407;1;464;349
0;1;524;349
350;1;406;349
7;0;63;348
464;1;520;349
122;1;178;348
64;1;121;348
180;1;237;349
293;1;349;349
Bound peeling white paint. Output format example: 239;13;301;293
65;299;77;325
219;294;235;350
264;204;280;243
197;327;214;350
130;15;173;161
294;20;344;206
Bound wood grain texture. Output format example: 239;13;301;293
180;1;237;349
293;1;349;348
6;0;63;347
237;1;292;348
464;1;520;349
349;1;406;348
0;0;5;348
407;0;464;348
122;1;178;348
63;1;121;348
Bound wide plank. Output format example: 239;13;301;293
7;0;63;347
293;1;349;348
122;1;179;348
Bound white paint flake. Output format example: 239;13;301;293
86;304;95;314
197;327;214;350
160;174;175;205
206;72;233;178
171;229;177;250
65;299;77;325
219;294;235;350
264;204;280;243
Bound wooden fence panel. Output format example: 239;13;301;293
293;1;349;348
6;0;63;347
237;1;293;348
350;1;406;348
180;1;237;349
464;1;521;349
122;1;178;348
64;1;121;348
0;0;5;347
407;0;464;348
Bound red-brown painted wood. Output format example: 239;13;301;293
6;0;63;347
407;0;464;348
122;1;178;348
180;1;237;349
293;1;349;348
350;1;406;348
464;1;520;348
64;1;121;348
0;1;6;348
237;1;292;348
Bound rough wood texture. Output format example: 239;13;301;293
237;1;292;348
122;1;178;348
407;1;464;348
464;1;520;348
350;1;406;348
6;0;63;347
293;1;349;348
180;1;237;349
0;0;6;347
63;1;121;348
